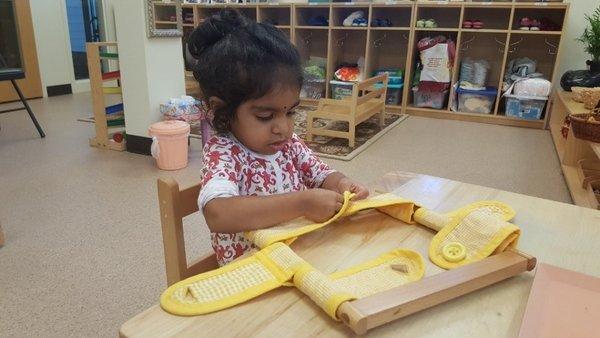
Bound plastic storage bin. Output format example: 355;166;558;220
330;80;354;100
300;79;325;100
504;94;547;120
148;120;191;170
375;83;404;105
373;69;404;86
456;87;497;114
412;87;448;109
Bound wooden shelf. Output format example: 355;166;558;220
460;28;509;33
370;27;410;31
415;27;459;32
549;89;600;209
295;26;329;30
180;2;569;130
406;106;545;129
510;30;562;35
332;26;368;30
155;21;177;25
561;164;598;209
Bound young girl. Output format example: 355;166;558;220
189;10;369;266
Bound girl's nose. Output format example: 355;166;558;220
272;115;288;135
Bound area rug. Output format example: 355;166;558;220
294;107;408;161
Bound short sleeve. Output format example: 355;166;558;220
198;136;242;209
290;134;336;188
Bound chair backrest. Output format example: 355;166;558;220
158;178;218;286
351;73;389;107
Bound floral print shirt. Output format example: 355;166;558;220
198;133;335;266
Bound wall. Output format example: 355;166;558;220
557;0;600;79
114;0;185;138
29;0;74;96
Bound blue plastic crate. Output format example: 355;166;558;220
504;94;547;120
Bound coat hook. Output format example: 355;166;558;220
545;38;558;55
336;33;348;47
460;35;475;51
373;33;387;48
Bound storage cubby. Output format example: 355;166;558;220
328;30;367;95
371;5;412;28
408;31;458;110
177;2;569;129
462;7;511;31
505;34;560;83
456;32;507;89
154;4;177;23
295;5;330;27
511;8;565;32
182;6;195;26
416;6;461;29
367;30;410;76
258;6;291;26
331;5;370;27
196;7;223;23
295;28;329;66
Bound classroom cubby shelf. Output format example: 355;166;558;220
152;0;569;129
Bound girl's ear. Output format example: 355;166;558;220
208;96;225;111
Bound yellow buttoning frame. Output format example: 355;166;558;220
426;201;520;269
246;192;419;249
160;242;425;318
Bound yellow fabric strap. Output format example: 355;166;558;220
246;192;419;249
417;201;520;269
161;242;424;318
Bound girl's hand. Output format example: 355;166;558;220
300;189;344;222
336;177;369;200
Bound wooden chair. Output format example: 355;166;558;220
306;74;388;147
158;178;218;286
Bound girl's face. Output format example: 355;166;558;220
231;84;300;155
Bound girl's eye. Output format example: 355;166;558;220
256;114;273;121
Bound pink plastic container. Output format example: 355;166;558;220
148;120;190;170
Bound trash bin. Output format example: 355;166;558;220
148;120;190;170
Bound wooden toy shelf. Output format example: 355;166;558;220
86;42;126;152
153;1;569;130
548;89;600;210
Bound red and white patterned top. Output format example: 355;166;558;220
198;133;336;266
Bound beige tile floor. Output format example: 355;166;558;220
0;92;570;337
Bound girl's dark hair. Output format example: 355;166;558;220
188;9;303;134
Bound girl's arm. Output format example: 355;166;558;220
204;188;343;233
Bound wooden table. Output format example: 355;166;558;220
120;172;600;337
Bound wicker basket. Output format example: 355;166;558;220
570;110;600;143
571;87;586;103
582;89;600;109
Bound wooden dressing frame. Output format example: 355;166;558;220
157;177;536;335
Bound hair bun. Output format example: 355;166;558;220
188;9;247;59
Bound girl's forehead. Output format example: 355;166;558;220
251;85;300;109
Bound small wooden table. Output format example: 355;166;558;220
120;172;600;337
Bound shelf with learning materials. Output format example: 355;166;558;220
548;89;600;210
164;1;569;129
85;42;126;151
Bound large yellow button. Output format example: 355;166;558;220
442;242;466;262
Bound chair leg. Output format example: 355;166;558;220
348;126;355;148
379;107;386;128
11;79;45;138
